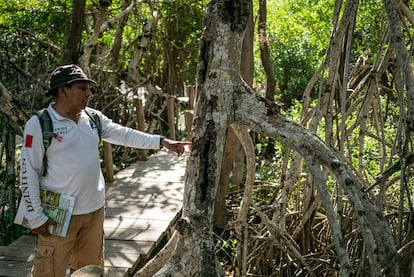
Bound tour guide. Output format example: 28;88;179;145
19;64;191;276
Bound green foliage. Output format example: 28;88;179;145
354;0;383;56
270;42;315;105
0;169;27;245
0;0;68;41
254;0;333;106
0;198;27;246
0;0;70;110
255;137;285;186
156;1;205;87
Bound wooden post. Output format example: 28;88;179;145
184;110;193;139
184;85;195;139
187;85;196;110
135;97;148;161
167;95;176;140
103;142;114;182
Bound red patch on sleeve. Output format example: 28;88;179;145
25;135;33;148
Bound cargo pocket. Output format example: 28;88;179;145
32;245;55;277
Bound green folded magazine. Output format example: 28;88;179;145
14;189;75;237
40;189;75;237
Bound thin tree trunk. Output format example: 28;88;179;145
232;124;255;277
213;0;253;228
258;0;276;102
383;0;414;131
213;126;237;228
62;0;86;64
111;0;131;68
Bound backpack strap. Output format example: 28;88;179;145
36;109;54;177
84;108;102;141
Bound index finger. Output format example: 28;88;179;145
180;142;192;145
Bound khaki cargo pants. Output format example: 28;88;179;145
31;207;104;277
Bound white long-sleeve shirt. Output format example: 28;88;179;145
20;104;162;229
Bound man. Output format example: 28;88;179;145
19;64;191;276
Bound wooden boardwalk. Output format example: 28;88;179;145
0;150;187;276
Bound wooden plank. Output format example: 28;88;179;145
106;241;161;273
106;181;184;193
105;202;181;220
105;266;132;277
104;217;172;230
104;227;166;241
105;239;154;255
0;235;36;276
105;187;183;203
105;198;182;207
0;245;34;262
104;248;141;268
0;260;32;277
7;234;36;247
104;242;148;276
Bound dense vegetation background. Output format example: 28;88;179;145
1;0;414;276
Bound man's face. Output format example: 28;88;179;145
61;81;93;112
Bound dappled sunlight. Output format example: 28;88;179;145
103;150;187;274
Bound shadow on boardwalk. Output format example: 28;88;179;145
0;150;187;277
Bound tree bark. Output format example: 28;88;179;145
111;0;131;68
213;126;236;228
152;1;251;276
78;1;137;72
61;0;86;64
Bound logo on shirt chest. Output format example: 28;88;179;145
89;119;98;130
53;127;67;142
